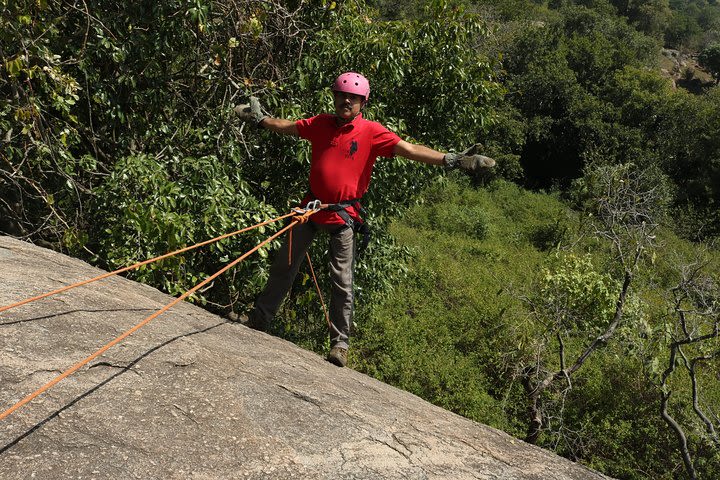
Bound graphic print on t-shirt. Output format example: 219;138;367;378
349;139;358;158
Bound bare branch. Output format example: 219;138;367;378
661;389;697;480
658;260;720;479
520;163;669;446
688;355;720;447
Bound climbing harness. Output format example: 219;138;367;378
0;205;327;422
305;194;371;257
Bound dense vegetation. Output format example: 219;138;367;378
2;0;719;477
355;173;720;479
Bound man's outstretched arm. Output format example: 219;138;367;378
234;96;299;136
259;117;299;136
393;140;445;165
394;140;496;171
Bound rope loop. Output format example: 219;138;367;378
291;211;313;224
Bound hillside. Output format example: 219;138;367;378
351;177;720;479
0;235;609;479
660;48;715;93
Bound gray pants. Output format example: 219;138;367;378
250;221;355;349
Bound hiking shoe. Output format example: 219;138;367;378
327;346;348;368
238;313;268;332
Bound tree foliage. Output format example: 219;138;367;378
1;0;502;327
492;0;720;240
699;42;720;82
356;174;719;478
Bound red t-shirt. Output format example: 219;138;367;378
296;113;401;225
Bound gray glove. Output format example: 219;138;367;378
444;143;496;172
233;96;267;126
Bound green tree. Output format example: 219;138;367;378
502;5;656;187
699;43;720;83
665;10;703;49
609;0;672;37
1;0;89;244
654;87;720;240
633;0;672;38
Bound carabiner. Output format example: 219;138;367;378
305;199;321;211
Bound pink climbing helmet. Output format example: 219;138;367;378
332;72;370;101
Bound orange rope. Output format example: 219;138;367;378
285;204;339;334
0;219;301;422
287;206;321;268
291;207;318;224
0;211;296;315
305;252;331;331
288;229;293;268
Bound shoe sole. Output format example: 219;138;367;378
327;355;346;368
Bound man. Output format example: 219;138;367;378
235;72;495;368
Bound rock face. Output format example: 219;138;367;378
0;236;610;479
660;47;714;93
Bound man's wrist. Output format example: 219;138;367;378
443;153;459;169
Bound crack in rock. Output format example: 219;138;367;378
276;384;323;408
88;361;142;376
369;435;412;461
169;404;200;425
